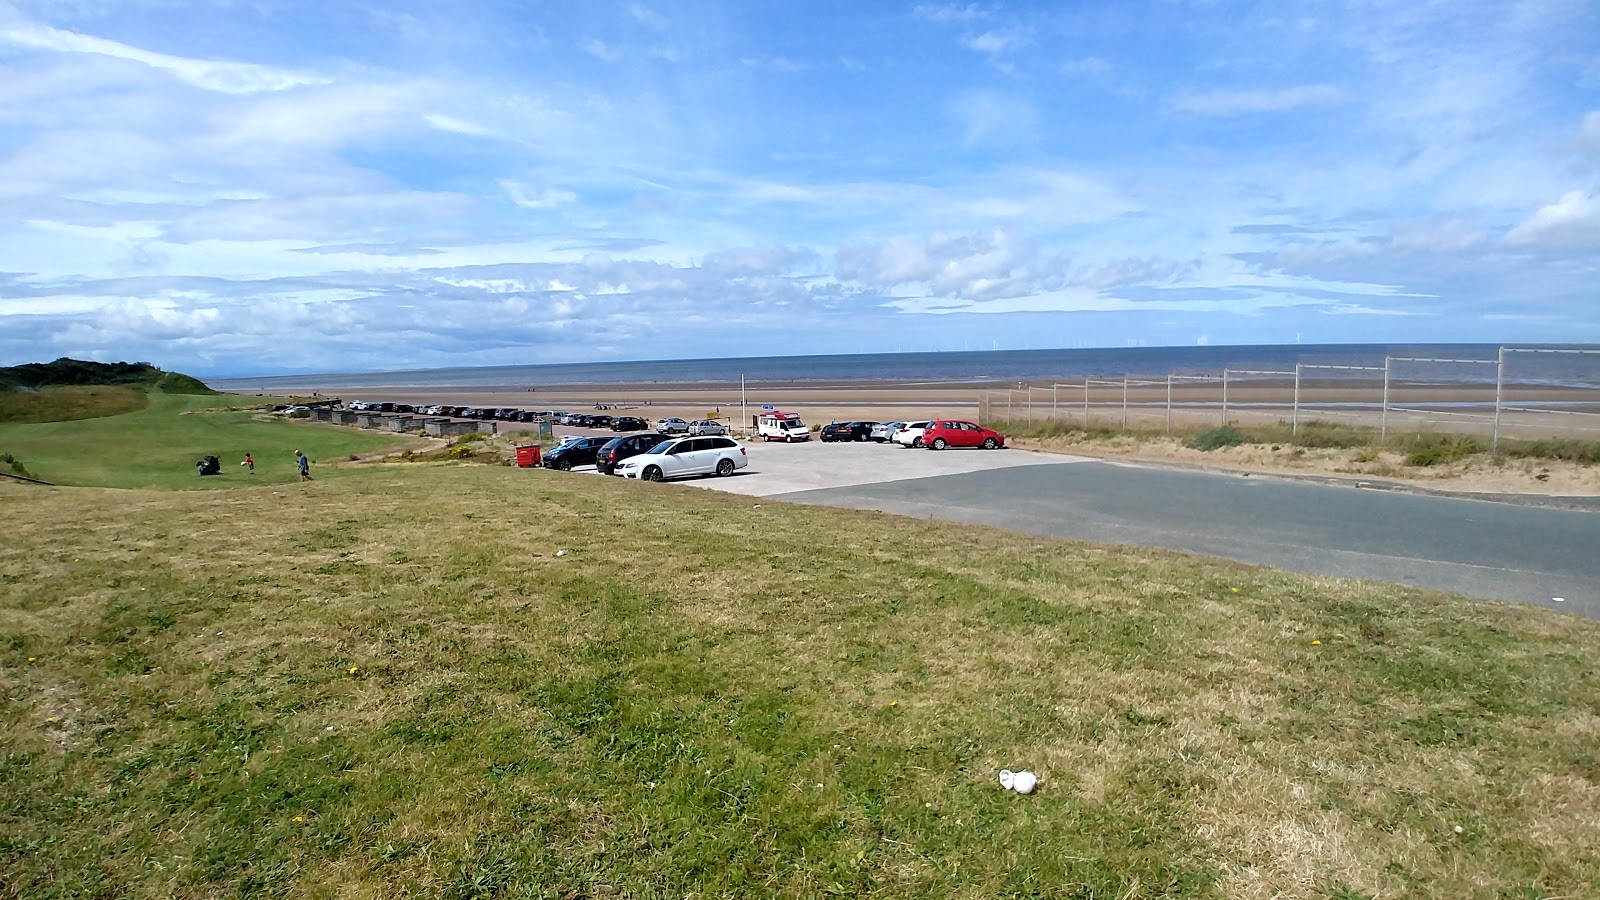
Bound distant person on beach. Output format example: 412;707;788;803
241;452;254;474
295;449;311;480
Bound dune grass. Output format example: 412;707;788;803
0;385;151;424
2;463;1597;899
0;391;408;489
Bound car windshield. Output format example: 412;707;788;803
641;442;672;455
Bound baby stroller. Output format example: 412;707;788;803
196;455;221;476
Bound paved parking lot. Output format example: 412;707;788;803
559;430;1089;495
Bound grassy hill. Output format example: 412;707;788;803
0;390;409;488
0;358;216;425
2;461;1596;898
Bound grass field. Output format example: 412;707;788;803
0;392;409;488
0;385;151;425
3;461;1597;899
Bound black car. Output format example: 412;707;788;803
610;416;647;431
515;410;537;422
567;413;593;428
596;433;672;475
541;436;611;471
820;421;879;442
588;414;613;428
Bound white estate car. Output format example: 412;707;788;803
616;435;748;482
656;417;690;434
891;420;933;448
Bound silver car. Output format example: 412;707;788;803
688;419;728;436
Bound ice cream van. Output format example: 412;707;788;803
756;410;810;442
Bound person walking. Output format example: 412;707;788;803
242;452;255;474
295;449;311;480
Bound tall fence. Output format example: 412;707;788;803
977;347;1600;449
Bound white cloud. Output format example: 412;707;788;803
500;182;578;209
1168;84;1347;117
629;4;669;31
964;29;1031;55
581;38;619;61
424;114;505;140
1389;218;1489;253
1505;190;1600;248
945;89;1037;147
0;20;327;94
913;4;988;23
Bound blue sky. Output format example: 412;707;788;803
0;0;1596;377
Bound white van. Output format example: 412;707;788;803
756;411;810;442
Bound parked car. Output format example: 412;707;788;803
870;422;904;443
923;420;1006;450
688;419;728;436
541;435;612;470
610;416;647;431
891;420;932;448
821;421;878;442
566;414;592;428
656;417;690;434
596;432;673;475
616;436;747;481
589;414;614;429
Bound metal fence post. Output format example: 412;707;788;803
1221;369;1229;425
1292;364;1301;437
1083;379;1090;428
1381;358;1390;443
1027;384;1033;425
1122;377;1129;429
1165;374;1172;434
1493;346;1505;452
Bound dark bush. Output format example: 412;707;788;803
1;452;28;476
1187;425;1247;451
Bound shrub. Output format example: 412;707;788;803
446;446;476;460
1;452;28;476
1187;425;1246;451
1497;438;1600;465
1403;434;1483;467
1353;446;1381;463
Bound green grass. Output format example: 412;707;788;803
2;465;1597;899
0;391;408;489
998;417;1600;466
0;385;151;424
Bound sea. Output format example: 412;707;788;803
209;343;1600;392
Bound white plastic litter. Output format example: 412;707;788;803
556;550;568;557
998;768;1037;794
1553;597;1565;602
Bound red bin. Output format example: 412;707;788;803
515;445;541;468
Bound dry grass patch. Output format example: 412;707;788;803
2;466;1598;898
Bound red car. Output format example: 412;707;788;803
923;419;1005;450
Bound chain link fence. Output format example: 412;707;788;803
978;347;1600;448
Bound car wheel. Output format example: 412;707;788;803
982;437;998;449
716;458;735;477
642;466;663;482
559;459;573;471
912;437;923;448
931;437;947;450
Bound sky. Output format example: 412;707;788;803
0;0;1596;377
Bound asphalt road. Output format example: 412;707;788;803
774;460;1600;619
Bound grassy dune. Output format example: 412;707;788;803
0;392;408;489
0;385;151;425
3;465;1597;899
